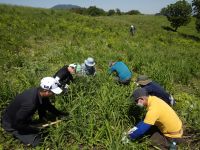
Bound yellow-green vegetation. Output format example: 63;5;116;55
0;4;200;149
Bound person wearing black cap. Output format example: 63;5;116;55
1;77;66;147
122;88;183;149
135;75;175;106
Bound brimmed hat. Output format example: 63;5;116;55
132;88;148;101
40;77;62;94
135;75;152;86
85;57;95;66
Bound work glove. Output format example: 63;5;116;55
121;132;130;144
57;112;70;120
128;126;138;134
55;76;60;83
64;84;69;89
61;84;69;93
169;95;176;106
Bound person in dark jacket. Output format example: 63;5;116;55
130;25;136;36
135;75;175;106
109;61;132;85
53;64;77;91
1;77;66;147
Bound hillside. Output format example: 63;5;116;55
51;4;81;9
0;4;200;149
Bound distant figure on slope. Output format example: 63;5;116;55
53;64;78;92
130;25;136;36
122;88;183;149
80;57;96;76
109;61;132;85
135;75;175;106
1;77;67;147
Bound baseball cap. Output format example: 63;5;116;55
40;77;62;94
132;88;148;102
135;75;152;86
69;64;77;68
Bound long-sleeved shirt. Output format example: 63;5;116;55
53;65;73;85
109;61;132;81
129;96;183;140
2;88;63;132
141;82;171;105
129;121;151;140
80;63;96;76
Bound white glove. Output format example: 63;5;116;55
64;84;69;89
169;95;175;106
55;76;60;83
128;126;138;134
121;132;130;144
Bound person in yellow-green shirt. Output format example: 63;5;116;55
122;88;183;149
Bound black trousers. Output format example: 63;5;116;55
115;77;131;85
1;119;42;147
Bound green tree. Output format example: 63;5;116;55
107;9;115;16
192;0;200;32
159;7;167;16
125;10;141;15
86;6;106;16
116;8;121;15
165;0;192;31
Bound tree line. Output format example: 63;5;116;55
69;6;141;16
159;0;200;32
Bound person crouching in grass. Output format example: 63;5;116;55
122;88;183;150
1;77;67;147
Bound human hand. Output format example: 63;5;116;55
58;112;70;120
64;84;69;89
128;126;138;134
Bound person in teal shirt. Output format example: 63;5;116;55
109;61;132;85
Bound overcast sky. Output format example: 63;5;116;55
0;0;193;14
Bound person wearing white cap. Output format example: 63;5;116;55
80;57;96;76
130;25;136;36
1;77;67;147
53;64;78;91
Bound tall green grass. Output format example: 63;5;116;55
0;4;200;149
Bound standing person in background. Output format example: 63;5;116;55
135;75;175;106
122;88;183;150
80;57;96;76
1;77;66;147
109;61;132;85
53;64;78;92
130;25;136;36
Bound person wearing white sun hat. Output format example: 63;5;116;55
1;77;67;147
80;57;96;76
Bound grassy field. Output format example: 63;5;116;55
0;4;200;149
